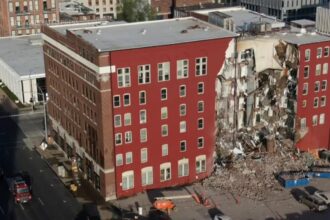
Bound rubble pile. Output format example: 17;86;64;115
203;138;314;201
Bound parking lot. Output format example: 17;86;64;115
112;179;330;220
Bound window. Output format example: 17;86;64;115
314;97;319;108
115;133;122;145
139;91;146;105
114;115;121;127
180;121;186;133
312;115;318;126
161;125;168;136
317;47;322;58
126;152;133;164
302;83;308;95
196;155;206;173
302;100;307;108
323;63;328;74
158;62;170;81
198;101;204;112
315;81;320;92
124;113;131;126
161;88;167;100
301;118;307;129
123;94;130;106
303;66;309;78
305;49;310;61
180;140;186;152
198;82;204;94
122;171;134;190
180;104;186;116
198;118;204;129
322;80;327;91
320;113;325;125
196;57;207;76
160;163;171;181
177;59;189;79
321;96;326;107
178;159;189;177
162;144;168;156
141;167;153;186
140;110;147;124
316;64;321;76
140;128;147;143
138;65;151;84
161;107;168;119
198;137;204;148
179;85;186;97
117;68;130;88
113;95;120;107
141;148;148;163
116;154;123;166
325;47;329;57
125;131;132;143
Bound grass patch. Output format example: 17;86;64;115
0;83;25;108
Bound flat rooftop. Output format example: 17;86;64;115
276;31;330;45
50;17;237;52
290;19;315;27
0;35;44;77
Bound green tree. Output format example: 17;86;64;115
118;0;155;22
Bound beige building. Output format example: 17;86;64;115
75;0;120;19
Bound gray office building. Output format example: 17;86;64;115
240;0;330;21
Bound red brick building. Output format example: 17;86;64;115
281;33;330;151
42;18;236;200
0;0;59;37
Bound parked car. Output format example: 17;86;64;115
314;191;330;205
298;194;328;211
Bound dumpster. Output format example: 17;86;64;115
277;171;311;188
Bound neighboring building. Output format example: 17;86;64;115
59;0;96;22
0;35;46;104
42;18;237;200
316;6;330;36
290;19;316;32
76;0;120;19
0;0;59;37
240;0;330;21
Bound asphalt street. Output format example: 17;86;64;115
0;111;82;220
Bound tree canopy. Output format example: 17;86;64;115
118;0;155;22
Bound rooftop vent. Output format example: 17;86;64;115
96;29;101;35
141;29;147;35
300;28;307;34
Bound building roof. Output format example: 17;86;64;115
59;1;94;16
50;17;237;52
276;31;330;45
290;19;315;27
0;35;44;77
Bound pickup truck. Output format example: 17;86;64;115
6;173;32;204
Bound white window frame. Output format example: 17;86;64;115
180;140;187;152
321;96;326;107
305;49;310;61
114;114;121;127
316;64;321;76
161;107;168;119
196;155;206;174
315;81;320;92
160;162;171;182
162;144;168;156
320;113;325;125
198;82;204;94
302;100;307;108
301;118;307;129
124;113;131;126
314;97;319;108
323;63;328;74
312;115;318;126
302;83;308;95
122;170;134;190
139;91;146;105
115;133;122;145
198;118;204;130
161;124;168;137
177;59;189;79
195;57;207;76
126;152;133;164
123;93;131;106
138;64;151;84
113;95;120;107
178;158;189;177
325;47;329;57
180;121;186;133
198;137;204;148
117;67;131;88
158;62;170;82
125;131;132;143
180;104;186;116
317;47;322;59
141;148;148;163
116;154;123;166
140;128;147;143
303;65;309;78
322;80;327;91
141;167;153;186
161;88;167;100
140;109;147;124
179;85;186;97
198;101;204;112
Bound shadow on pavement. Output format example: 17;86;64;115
290;188;308;201
304;186;319;195
265;209;330;220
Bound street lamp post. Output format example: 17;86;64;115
37;86;48;143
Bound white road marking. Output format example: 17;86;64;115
38;197;45;206
63;200;67;203
19;203;24;210
0;206;4;215
50;183;54;187
39;169;44;173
